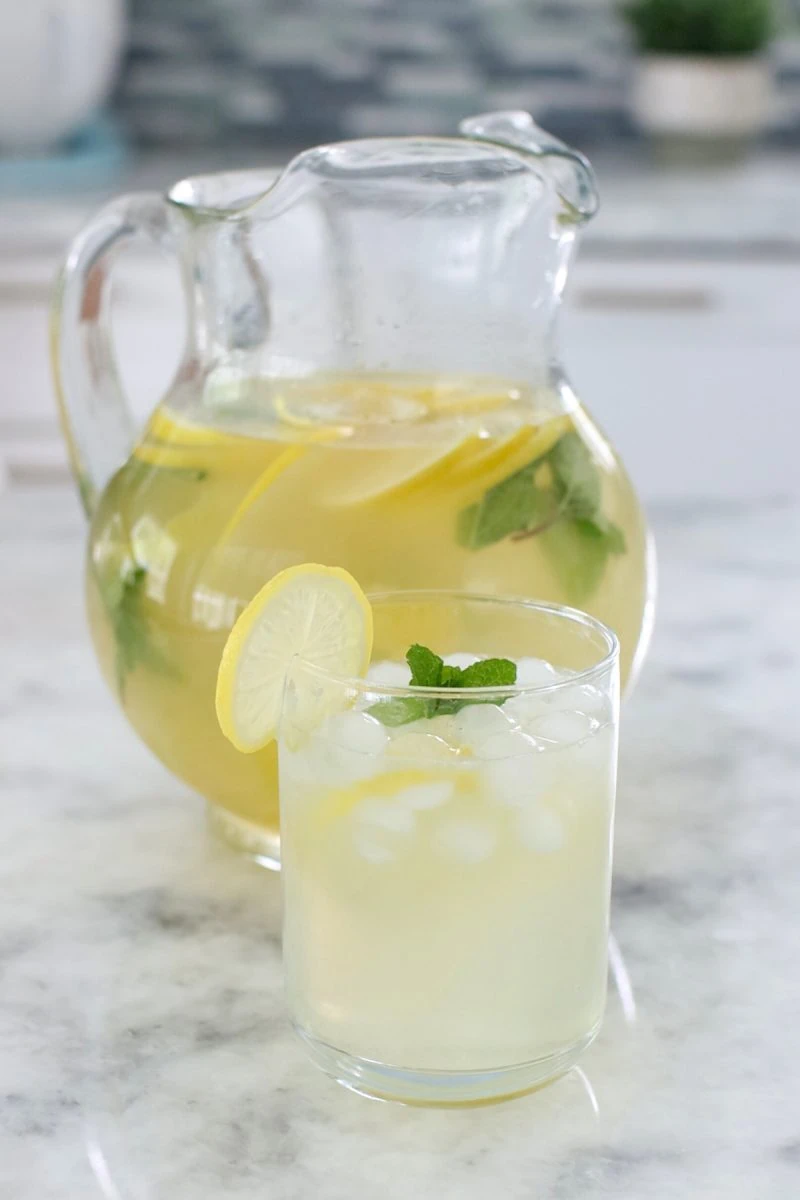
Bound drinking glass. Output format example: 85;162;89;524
278;591;619;1104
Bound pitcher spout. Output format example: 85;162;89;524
459;111;598;224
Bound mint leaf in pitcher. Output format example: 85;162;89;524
548;431;601;520
455;428;626;601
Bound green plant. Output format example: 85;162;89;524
621;0;773;56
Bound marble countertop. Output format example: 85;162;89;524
1;485;799;1199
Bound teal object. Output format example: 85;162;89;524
0;116;126;194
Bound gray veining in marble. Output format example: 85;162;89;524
1;486;799;1199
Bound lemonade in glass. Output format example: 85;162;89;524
216;574;619;1104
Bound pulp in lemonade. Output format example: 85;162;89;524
280;655;616;1079
85;374;647;854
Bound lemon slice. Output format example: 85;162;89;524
451;415;575;501
215;564;373;753
147;408;230;446
217;445;308;543
133;408;269;474
322;434;484;507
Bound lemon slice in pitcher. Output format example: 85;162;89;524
321;434;484;507
215;564;373;753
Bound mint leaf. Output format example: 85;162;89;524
459;658;517;688
406;643;443;688
97;561;178;700
368;696;430;727
540;518;624;603
548;431;601;520
597;519;627;554
457;465;552;550
368;646;517;724
456;428;627;602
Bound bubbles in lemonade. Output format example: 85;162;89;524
280;655;617;1090
85;374;648;859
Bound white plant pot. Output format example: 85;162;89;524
632;55;772;140
0;0;126;152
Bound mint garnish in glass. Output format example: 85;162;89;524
368;643;517;726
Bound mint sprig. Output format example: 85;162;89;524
457;430;626;602
96;561;178;700
368;644;517;727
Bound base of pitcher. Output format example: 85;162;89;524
294;1023;600;1106
206;802;281;870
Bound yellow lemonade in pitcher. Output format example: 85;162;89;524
86;374;651;861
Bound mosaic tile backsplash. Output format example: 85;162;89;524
118;0;800;146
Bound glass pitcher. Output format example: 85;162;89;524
52;111;655;867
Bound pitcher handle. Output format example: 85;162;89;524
51;192;179;516
459;111;599;223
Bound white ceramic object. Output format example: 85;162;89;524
632;55;772;140
0;1;126;152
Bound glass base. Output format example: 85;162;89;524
206;802;281;870
294;1022;601;1106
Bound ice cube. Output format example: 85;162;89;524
517;805;564;854
386;729;459;764
455;703;518;750
396;780;454;810
572;722;615;777
443;652;479;669
325;710;390;756
357;798;415;834
503;692;550;731
352;798;415;864
472;727;541;761
547;683;610;723
479;736;554;808
423;714;461;747
433;818;496;864
366;660;410;687
531;710;598;746
515;657;562;687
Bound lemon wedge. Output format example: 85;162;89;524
215;564;372;754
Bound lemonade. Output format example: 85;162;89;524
281;673;616;1100
212;570;619;1102
86;374;646;862
276;605;619;1103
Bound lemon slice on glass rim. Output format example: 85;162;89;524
215;564;373;753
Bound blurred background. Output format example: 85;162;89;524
2;0;799;501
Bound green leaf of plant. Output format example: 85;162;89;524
367;696;431;727
621;0;771;57
406;643;443;688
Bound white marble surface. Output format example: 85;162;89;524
1;485;799;1199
